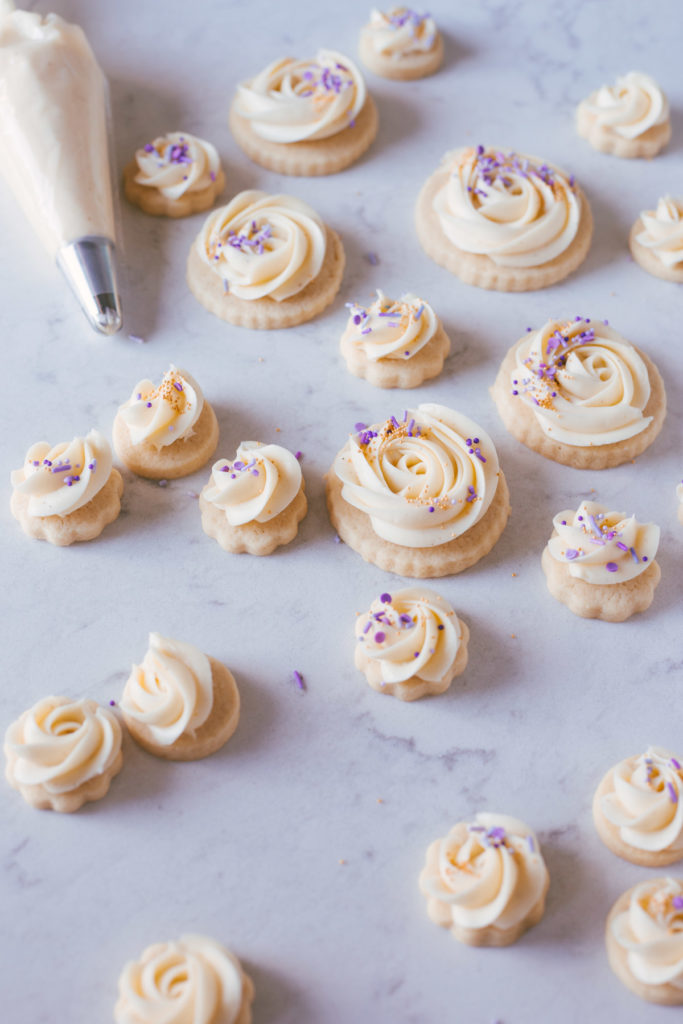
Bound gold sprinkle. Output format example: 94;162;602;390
512;572;517;577
510;633;517;639
338;858;346;865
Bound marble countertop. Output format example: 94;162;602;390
1;1;682;1021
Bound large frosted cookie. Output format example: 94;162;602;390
186;190;344;329
577;72;671;158
358;7;443;80
326;404;510;577
230;49;378;176
123;131;225;217
419;813;549;947
630;196;683;283
416;145;592;291
491;317;666;469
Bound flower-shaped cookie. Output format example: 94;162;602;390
123;131;225;217
577;72;671;158
359;7;443;80
630;197;683;283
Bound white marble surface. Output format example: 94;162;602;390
1;0;682;1021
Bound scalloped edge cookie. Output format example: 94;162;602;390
200;480;307;555
123;162;226;218
541;541;661;621
113;401;219;480
629;217;683;283
577;110;671;159
341;319;451;388
10;468;123;546
356;617;469;700
606;883;683;1005
592;763;683;867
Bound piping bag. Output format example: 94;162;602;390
0;0;122;335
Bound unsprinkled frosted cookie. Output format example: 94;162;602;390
593;748;683;867
229;50;378;176
186;190;345;329
541;499;661;622
577;72;671;158
359;7;443;80
341;290;450;388
200;441;306;555
112;365;219;480
326;404;510;578
115;934;254;1024
355;588;468;700
4;696;123;812
419;813;549;947
491;317;666;470
606;878;683;1005
123;131;225;217
10;429;123;546
415;145;592;291
630;197;683;283
119;633;239;761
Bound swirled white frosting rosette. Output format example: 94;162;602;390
419;812;550;946
123;131;225;217
491;317;666;469
4;696;123;812
359;8;443;80
607;878;683;1005
114;934;254;1024
326;403;510;577
630;197;683;283
577;71;671;158
416;145;592;291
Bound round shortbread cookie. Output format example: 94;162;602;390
123;162;226;218
341;320;450;388
358;31;443;80
629;216;683;283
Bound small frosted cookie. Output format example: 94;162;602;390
355;588;468;701
113;365;218;480
4;696;123;812
542;499;661;622
186;190;345;329
577;72;670;158
230;49;378;176
341;290;450;388
419;812;549;947
200;441;306;555
630;197;683;283
416;145;592;291
359;7;443;80
115;934;254;1024
119;633;239;761
593;748;683;867
326;403;510;578
10;429;123;546
123;131;225;217
606;878;683;1005
491;317;666;470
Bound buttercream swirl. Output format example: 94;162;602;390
134;132;221;199
115;934;245;1024
547;499;659;584
601;748;683;854
611;878;683;989
10;429;113;516
579;72;669;140
234;49;366;143
364;8;437;57
118;366;204;449
356;588;461;683
197;190;326;301
636;196;683;268
203;441;302;525
433;146;580;268
511;318;652;447
4;696;122;794
119;634;213;746
421;812;549;931
343;291;436;361
333;403;500;548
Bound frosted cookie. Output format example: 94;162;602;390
4;696;122;812
229;49;378;176
416;145;592;291
123;131;225;217
341;291;450;388
115;934;254;1024
593;748;683;867
113;365;219;480
326;404;510;578
10;429;123;546
419;813;549;947
200;441;306;555
630;197;683;283
577;72;670;158
359;7;443;80
491;317;666;469
120;633;239;761
542;499;661;622
355;588;468;700
186;190;345;329
606;878;683;1005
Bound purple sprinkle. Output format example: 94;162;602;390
428;506;435;513
158;479;168;488
629;547;640;564
354;422;367;432
361;327;372;335
380;592;392;604
399;613;413;626
223;279;230;294
437;624;444;631
374;631;386;643
146;402;152;408
234;461;245;470
173;381;183;392
109;699;116;706
413;652;419;658
365;252;379;266
673;896;683;909
144;143;155;153
128;334;145;344
295;451;303;461
363;621;372;634
210;170;216;182
606;562;619;573
333;534;341;543
671;758;682;770
527;835;535;852
667;782;678;804
292;670;305;691
565;548;579;560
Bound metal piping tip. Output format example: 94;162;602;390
57;235;122;336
